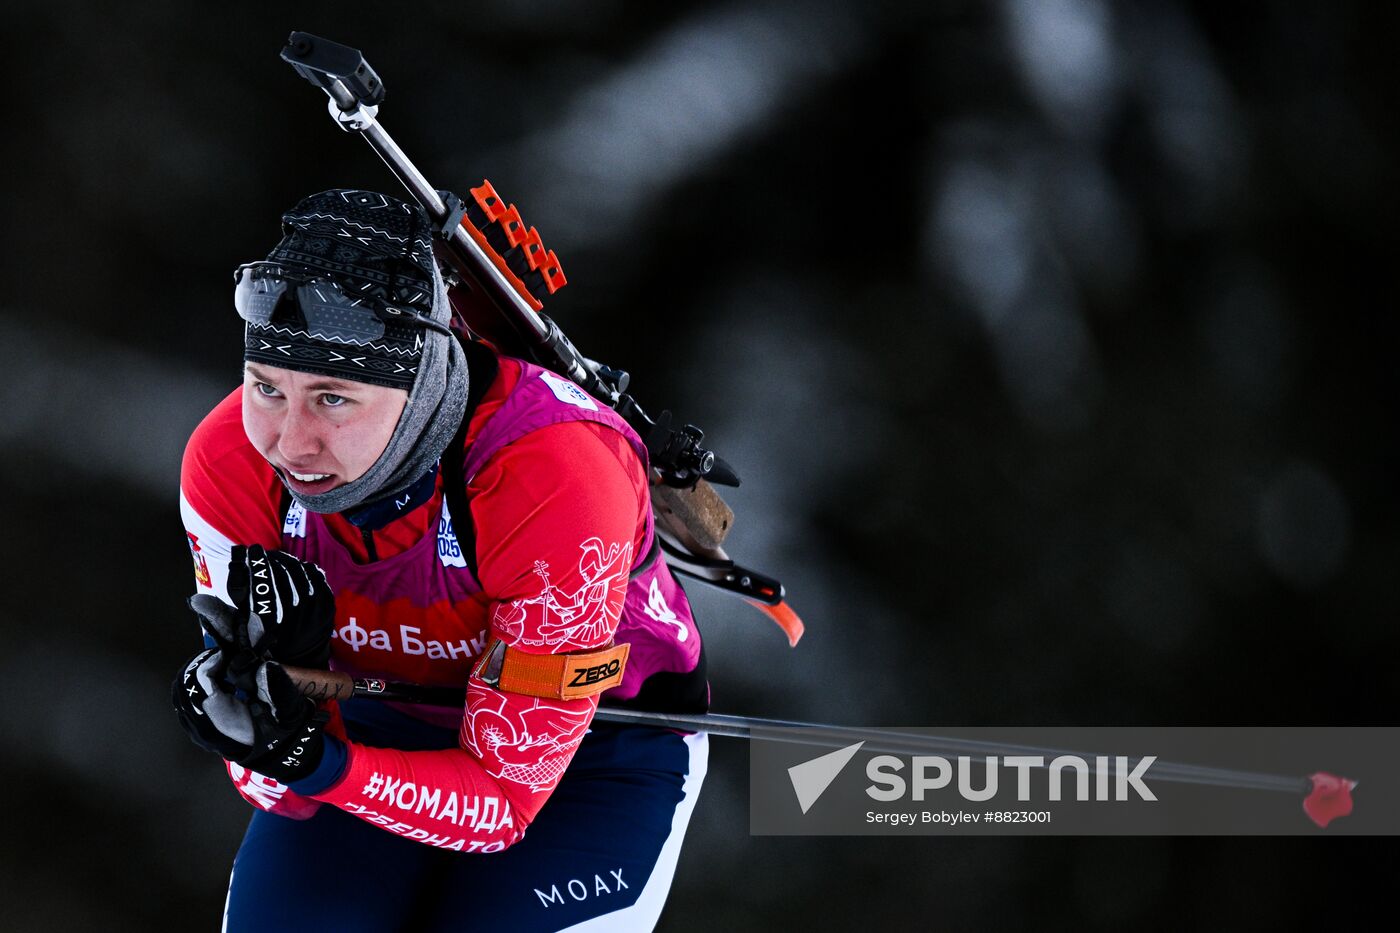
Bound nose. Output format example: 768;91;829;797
276;400;323;464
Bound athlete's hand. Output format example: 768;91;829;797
171;647;328;784
190;545;335;668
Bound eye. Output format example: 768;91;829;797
321;393;347;407
254;382;282;398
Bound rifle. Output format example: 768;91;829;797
278;31;803;645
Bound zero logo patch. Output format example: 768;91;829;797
568;658;622;687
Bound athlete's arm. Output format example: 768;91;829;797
303;420;647;851
181;389;286;600
180;388;327;819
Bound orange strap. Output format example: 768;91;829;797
472;638;630;700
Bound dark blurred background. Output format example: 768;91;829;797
2;0;1394;929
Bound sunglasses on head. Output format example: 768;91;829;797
233;261;454;344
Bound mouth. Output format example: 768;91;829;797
280;467;339;495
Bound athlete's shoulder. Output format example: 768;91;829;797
462;351;522;446
183;387;271;490
469;353;646;491
181;386;283;545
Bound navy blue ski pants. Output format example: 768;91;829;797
222;700;707;932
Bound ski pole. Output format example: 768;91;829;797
281;665;1357;827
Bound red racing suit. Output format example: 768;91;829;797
180;351;702;853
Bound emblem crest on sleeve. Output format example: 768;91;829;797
187;532;212;587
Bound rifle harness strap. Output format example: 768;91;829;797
471;637;629;700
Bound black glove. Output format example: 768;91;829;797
172;647;328;784
190;544;335;668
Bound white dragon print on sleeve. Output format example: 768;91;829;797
491;537;633;650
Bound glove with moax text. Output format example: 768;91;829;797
172;647;329;784
190;544;335;668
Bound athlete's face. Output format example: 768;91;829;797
242;362;408;496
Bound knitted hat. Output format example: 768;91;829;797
238;188;471;515
242;189;443;390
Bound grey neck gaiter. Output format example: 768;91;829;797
284;265;470;515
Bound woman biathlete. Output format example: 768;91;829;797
172;189;709;932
